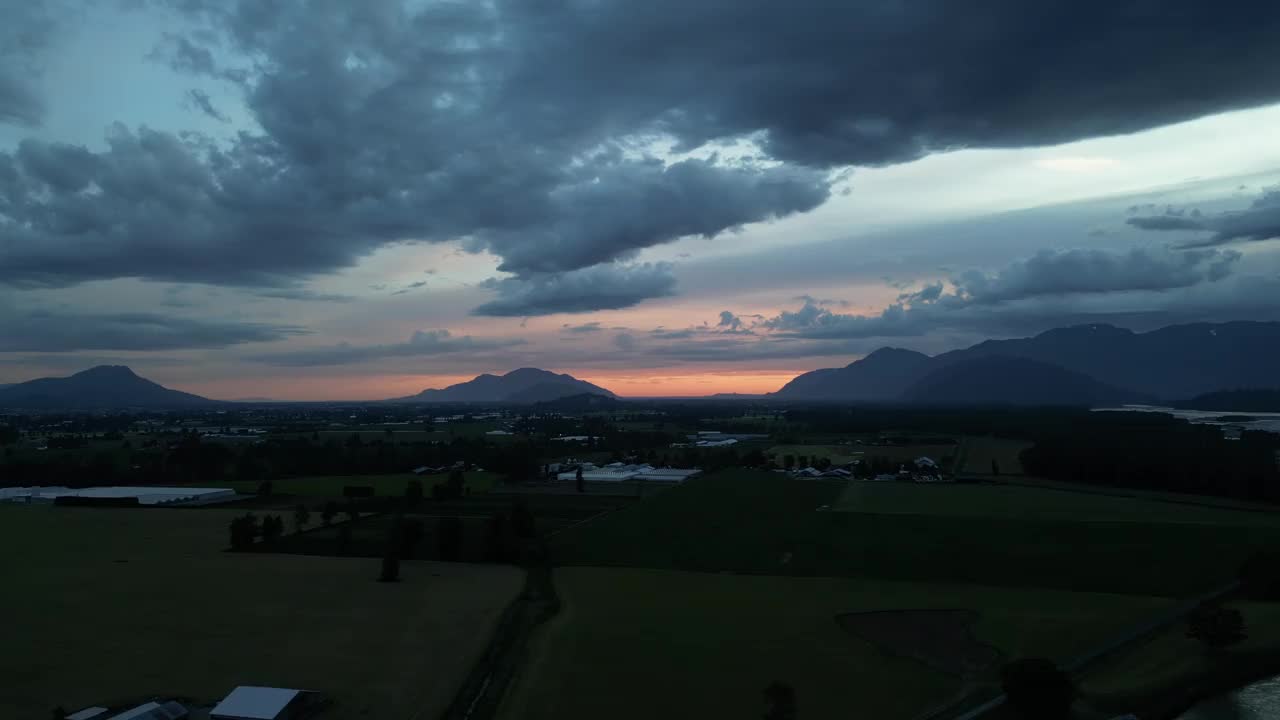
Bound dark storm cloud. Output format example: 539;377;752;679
185;88;229;122
472;264;677;317
0;309;305;352
562;322;603;334
762;247;1241;340
952;248;1240;305
249;330;524;366
0;4;60;126
1128;189;1280;246
253;288;354;302
3;0;1278;313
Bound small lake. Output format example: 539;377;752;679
1177;675;1280;719
1093;405;1280;435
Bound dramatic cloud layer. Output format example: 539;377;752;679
473;263;677;317
761;247;1242;340
2;0;1278;316
0;309;304;352
250;329;524;366
1129;189;1280;246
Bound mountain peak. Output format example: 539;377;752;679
74;365;142;379
404;367;615;403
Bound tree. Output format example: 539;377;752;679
321;500;338;527
484;511;513;563
293;503;311;532
397;517;425;559
991;459;1001;476
257;479;274;497
783;454;795;470
1186;602;1246;652
336;524;353;555
437;515;463;561
404;479;424;507
511;498;536;539
762;681;796;720
575;466;585;493
228;513;259;551
1001;658;1074;720
261;515;284;543
446;467;466;499
379;551;401;582
345;501;359;524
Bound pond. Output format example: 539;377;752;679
1177;675;1280;719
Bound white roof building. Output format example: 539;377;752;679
210;687;304;720
66;708;110;720
107;702;187;720
0;486;236;506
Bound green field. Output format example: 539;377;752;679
499;568;1172;720
552;472;1280;596
957;436;1032;475
834;481;1280;525
209;470;498;497
0;505;522;719
1078;602;1280;715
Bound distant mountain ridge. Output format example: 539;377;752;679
397;368;615;403
775;321;1280;405
1177;389;1280;413
900;356;1152;407
0;366;219;410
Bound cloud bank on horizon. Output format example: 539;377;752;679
2;0;1280;396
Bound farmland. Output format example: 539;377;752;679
499;568;1172;720
551;471;1280;596
0;505;522;720
207;470;498;497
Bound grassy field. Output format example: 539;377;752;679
552;471;1280;596
274;493;637;561
1078;602;1280;716
208;470;498;497
956;436;1032;475
0;505;522;720
833;481;1280;525
499;568;1172;720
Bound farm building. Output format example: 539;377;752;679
107;701;187;720
210;686;313;720
556;463;700;483
65;708;110;720
0;486;236;506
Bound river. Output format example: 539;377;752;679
1092;405;1280;435
1177;675;1280;719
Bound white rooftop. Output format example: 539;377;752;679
211;686;301;720
67;708;109;720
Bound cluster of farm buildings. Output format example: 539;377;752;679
64;686;320;720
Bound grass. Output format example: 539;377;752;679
499;568;1172;720
552;471;1280;596
0;505;522;720
833;481;1280;525
207;471;498;497
275;493;637;561
1077;602;1280;717
957;436;1032;475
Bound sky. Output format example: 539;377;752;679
2;1;1280;400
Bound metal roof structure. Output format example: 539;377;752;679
210;686;302;720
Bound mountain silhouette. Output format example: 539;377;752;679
901;356;1152;406
775;321;1280;403
0;366;219;410
397;368;616;403
774;347;932;401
